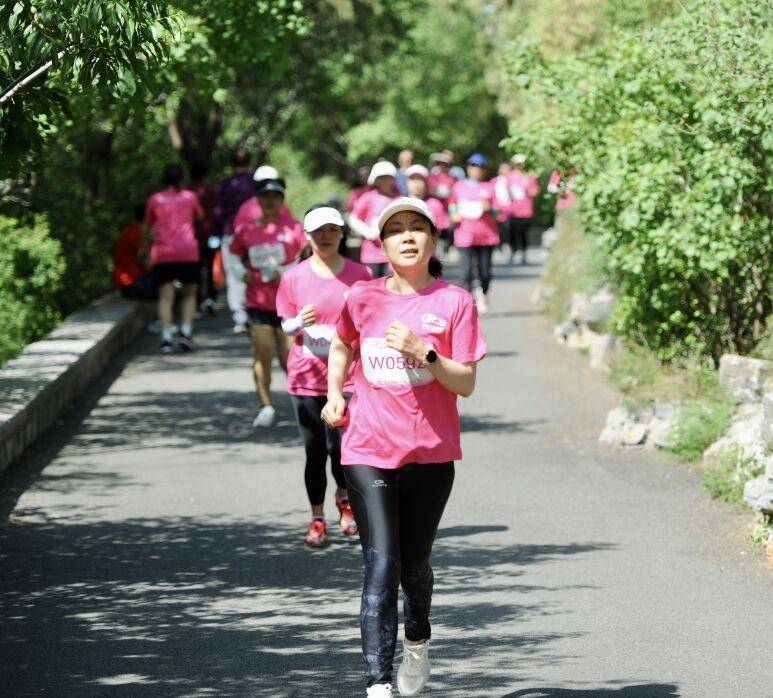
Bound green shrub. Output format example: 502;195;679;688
541;212;606;322
664;400;734;464
0;214;65;365
702;448;765;507
608;341;728;410
502;0;772;364
750;317;773;362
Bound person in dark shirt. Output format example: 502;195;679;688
188;160;217;314
212;149;254;330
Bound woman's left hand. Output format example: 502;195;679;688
386;320;428;362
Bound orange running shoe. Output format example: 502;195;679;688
305;519;328;547
335;495;358;536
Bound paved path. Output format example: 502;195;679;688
1;254;771;698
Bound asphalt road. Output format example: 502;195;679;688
1;252;771;697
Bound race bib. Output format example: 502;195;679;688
248;243;286;269
436;183;451;199
457;199;484;219
509;185;526;200
361;337;434;387
302;324;334;358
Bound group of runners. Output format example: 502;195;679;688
127;148;573;696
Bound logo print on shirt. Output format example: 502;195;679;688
421;313;447;334
372;479;388;488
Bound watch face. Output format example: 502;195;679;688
426;349;438;364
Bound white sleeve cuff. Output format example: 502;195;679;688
281;313;305;335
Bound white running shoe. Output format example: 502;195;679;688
366;684;392;697
397;640;430;696
474;287;490;314
252;404;276;428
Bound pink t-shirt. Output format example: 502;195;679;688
450;179;499;248
230;212;306;310
428;171;456;206
507;171;540;218
232;197;293;235
549;171;577;210
276;258;372;396
490;175;511;223
145;189;203;265
351;189;397;263
425;197;449;231
347;186;371;214
336;277;487;469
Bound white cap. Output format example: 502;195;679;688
376;197;435;233
367;160;397;185
303;206;345;233
253;165;279;182
510;153;527;165
430;151;453;165
405;164;429;179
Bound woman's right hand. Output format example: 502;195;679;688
321;394;348;427
242;271;254;284
300;304;316;327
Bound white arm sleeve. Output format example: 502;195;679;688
281;313;305;336
347;213;380;241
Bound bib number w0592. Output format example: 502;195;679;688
302;324;334;358
361;337;434;387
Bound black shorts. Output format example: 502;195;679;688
247;307;281;328
152;262;199;286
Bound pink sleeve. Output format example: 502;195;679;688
351;192;369;220
450;295;487;363
336;297;359;345
191;191;204;219
275;274;296;319
230;228;246;257
294;222;308;257
144;195;156;226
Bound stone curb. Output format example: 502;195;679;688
0;293;149;474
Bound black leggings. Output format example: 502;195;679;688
460;245;494;294
291;395;346;506
508;217;532;254
344;462;455;687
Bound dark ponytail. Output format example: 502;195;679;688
428;256;443;277
428;221;443;277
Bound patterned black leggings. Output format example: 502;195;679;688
344;462;455;687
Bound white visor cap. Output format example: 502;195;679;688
367;160;397;185
405;164;430;179
253;165;279;182
304;206;345;233
376;197;436;234
510;153;527;166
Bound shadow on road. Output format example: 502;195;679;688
503;685;681;697
0;511;616;696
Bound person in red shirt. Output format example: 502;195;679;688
114;204;156;300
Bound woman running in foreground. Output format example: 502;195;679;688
322;197;487;697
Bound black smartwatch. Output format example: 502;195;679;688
425;348;438;364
